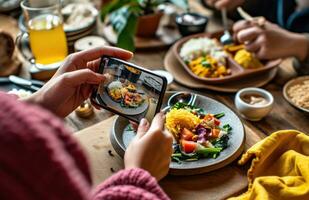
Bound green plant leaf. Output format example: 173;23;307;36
101;0;189;51
168;0;188;11
100;0;137;22
116;10;138;51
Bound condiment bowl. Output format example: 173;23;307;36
153;70;174;90
175;12;208;36
235;87;274;121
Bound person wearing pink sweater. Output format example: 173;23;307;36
0;47;173;200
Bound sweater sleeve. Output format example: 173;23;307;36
0;92;92;200
92;168;170;200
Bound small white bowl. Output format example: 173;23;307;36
153;70;174;88
235;87;274;121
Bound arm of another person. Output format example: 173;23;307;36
203;0;245;10
233;20;309;61
292;34;309;75
202;0;280;24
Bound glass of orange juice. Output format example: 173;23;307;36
20;0;68;65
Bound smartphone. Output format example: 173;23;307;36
91;56;167;123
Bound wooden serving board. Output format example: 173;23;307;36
74;115;264;200
164;49;278;93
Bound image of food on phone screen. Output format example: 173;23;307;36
94;57;166;123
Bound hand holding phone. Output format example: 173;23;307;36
91;56;167;123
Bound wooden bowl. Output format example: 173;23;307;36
283;76;309;113
173;32;282;84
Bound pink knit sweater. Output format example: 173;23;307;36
0;92;170;200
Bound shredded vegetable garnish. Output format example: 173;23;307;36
165;103;232;163
165;109;201;137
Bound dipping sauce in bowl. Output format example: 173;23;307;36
235;88;274;121
176;13;208;36
241;93;269;106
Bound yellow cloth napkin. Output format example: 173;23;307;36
229;130;309;200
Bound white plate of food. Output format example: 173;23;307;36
110;91;245;175
61;2;98;33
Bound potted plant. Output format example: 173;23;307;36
101;0;188;51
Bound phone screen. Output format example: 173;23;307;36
92;56;167;123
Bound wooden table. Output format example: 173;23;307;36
72;2;309;200
4;1;309;199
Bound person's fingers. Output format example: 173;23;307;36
206;0;216;7
251;17;266;27
148;112;165;133
245;38;262;53
215;0;243;10
233;20;253;35
70;46;133;67
61;69;106;86
136;118;150;138
87;58;101;72
80;84;94;100
255;47;269;60
214;0;229;9
237;26;262;43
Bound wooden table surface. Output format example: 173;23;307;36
3;1;308;199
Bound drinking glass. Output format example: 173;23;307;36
20;0;68;65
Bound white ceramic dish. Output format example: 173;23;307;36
235;87;274;121
153;70;174;85
111;91;245;175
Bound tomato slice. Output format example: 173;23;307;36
180;128;195;141
204;114;213;121
181;140;197;154
214;118;221;126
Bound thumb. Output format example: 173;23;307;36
63;69;105;86
148;112;165;132
136;118;150;138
